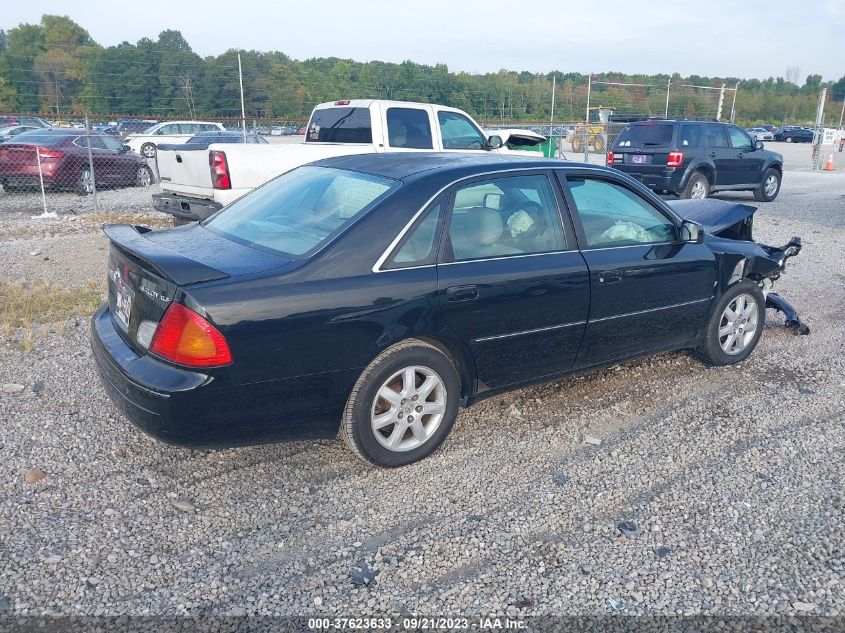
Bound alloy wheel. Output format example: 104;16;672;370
764;174;778;197
718;293;759;355
137;166;152;187
80;169;93;194
690;180;707;199
370;365;447;452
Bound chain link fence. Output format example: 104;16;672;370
0;115;307;217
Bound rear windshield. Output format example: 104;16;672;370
203;166;398;256
3;130;69;145
615;123;674;149
306;107;372;143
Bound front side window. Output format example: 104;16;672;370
384;199;445;269
727;126;753;151
705;125;729;148
438;111;486;150
446;174;565;261
101;136;124;151
386;108;433;149
567;178;676;248
204;166;398;256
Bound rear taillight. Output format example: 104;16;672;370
667;151;684;167
36;146;64;159
149;303;232;368
606;151;615;165
209;150;231;189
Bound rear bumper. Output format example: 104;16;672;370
152;192;222;221
90;304;354;447
613;165;685;192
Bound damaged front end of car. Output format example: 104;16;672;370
669;199;809;335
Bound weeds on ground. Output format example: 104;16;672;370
0;280;104;351
84;213;173;229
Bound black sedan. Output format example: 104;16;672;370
92;154;805;467
773;127;815;143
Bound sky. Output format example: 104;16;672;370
5;0;844;81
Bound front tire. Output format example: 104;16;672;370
571;137;583;153
753;167;781;202
135;165;154;187
681;171;710;199
696;280;765;366
340;339;461;467
141;143;157;159
785;137;793;143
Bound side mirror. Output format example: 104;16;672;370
680;220;705;244
754;140;764;150
486;135;503;150
121;144;131;153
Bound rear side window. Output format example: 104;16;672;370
678;124;702;147
204;166;398;256
614;123;673;148
307;107;372;143
386;108;433;149
705;125;729;148
384;198;445;269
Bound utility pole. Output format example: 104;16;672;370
664;77;671;118
237;51;247;141
716;83;726;121
729;81;740;124
584;73;592;162
550;74;556;157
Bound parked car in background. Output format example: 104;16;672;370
125;121;225;158
107;118;159;138
756;124;778;133
0;125;41;142
153;99;545;221
608;120;783;201
0;115;50;129
93;153;804;466
747;127;774;141
0;128;154;194
177;131;270;147
772;126;815;143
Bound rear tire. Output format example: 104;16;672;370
753;167;781;202
593;135;605;152
681;171;710;199
695;280;765;366
340;339;461;468
571;137;583;153
75;167;93;196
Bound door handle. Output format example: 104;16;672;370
736;152;744;158
446;285;479;302
708;151;717;158
597;271;622;285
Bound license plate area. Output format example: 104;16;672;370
631;154;648;164
114;278;134;330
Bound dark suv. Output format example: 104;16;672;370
608;120;784;201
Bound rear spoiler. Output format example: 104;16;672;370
102;224;229;285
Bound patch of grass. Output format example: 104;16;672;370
84;213;173;229
0;280;104;348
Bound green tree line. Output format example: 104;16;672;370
1;15;843;126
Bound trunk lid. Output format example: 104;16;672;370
156;144;215;198
103;223;292;350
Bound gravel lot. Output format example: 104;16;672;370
0;142;843;620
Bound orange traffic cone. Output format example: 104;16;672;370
823;153;835;171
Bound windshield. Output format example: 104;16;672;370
204;166;398;256
615;123;674;149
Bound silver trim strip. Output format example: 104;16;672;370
439;250;572;266
589;297;712;323
372;166;565;273
473;320;587;343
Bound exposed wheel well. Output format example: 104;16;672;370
412;336;475;403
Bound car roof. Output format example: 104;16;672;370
311;152;599;181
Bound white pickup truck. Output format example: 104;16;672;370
152;99;544;221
